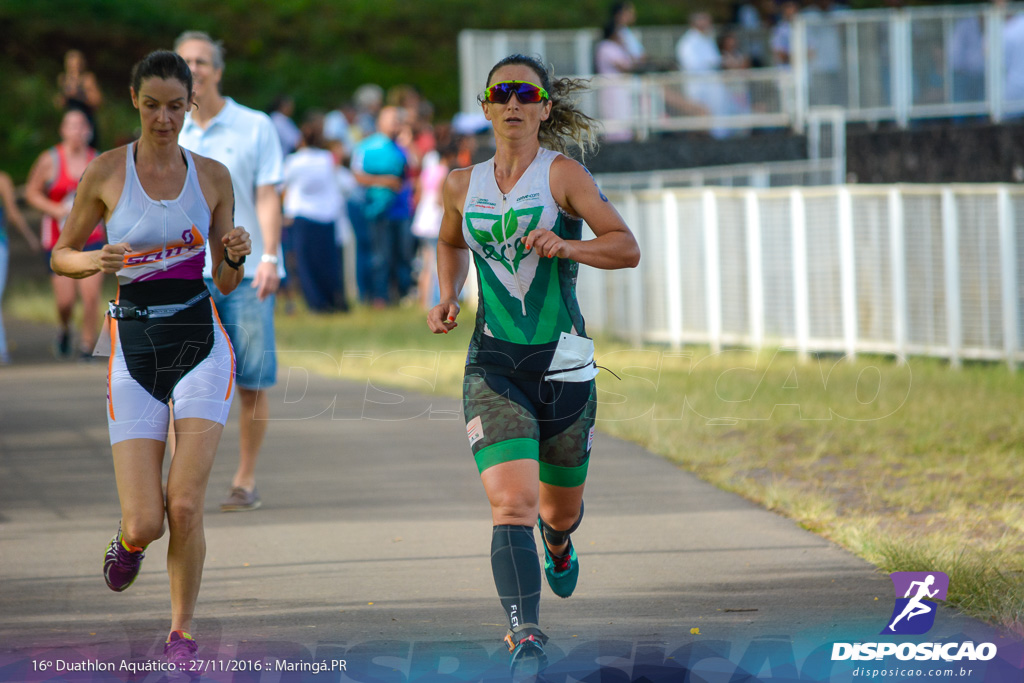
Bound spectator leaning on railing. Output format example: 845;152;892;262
676;10;744;139
1004;4;1024;117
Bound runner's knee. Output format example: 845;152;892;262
540;500;584;546
488;491;539;526
122;516;165;547
539;508;580;536
164;494;204;535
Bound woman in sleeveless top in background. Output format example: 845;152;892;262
0;170;41;364
51;50;251;668
25;108;106;360
427;54;640;678
55;50;103;146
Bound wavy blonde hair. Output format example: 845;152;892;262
482;54;599;161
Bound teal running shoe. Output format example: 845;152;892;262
505;626;548;681
538;517;579;598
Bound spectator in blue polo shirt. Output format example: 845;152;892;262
352;106;408;307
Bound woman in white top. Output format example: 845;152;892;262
411;135;459;309
50;50;250;667
595;22;639;142
282;112;345;312
0;170;40;364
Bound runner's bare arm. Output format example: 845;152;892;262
525;156;640;270
251;183;281;300
23;151;65;220
0;172;39;251
50;153;127;278
204;158;250;295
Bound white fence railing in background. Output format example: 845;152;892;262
791;4;1024;126
575;185;1024;368
581;69;797;140
459;26;683;114
593;109;847;191
594;159;838;192
459;3;1024;135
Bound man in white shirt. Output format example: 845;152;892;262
804;0;848;106
282;117;345;312
676;11;732;138
270;95;302;156
677;11;721;74
175;31;284;512
1004;9;1024;116
771;1;802;68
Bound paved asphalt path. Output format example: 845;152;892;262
0;318;1019;682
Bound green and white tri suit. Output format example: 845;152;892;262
461;148;597;487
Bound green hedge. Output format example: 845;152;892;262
1;0;947;178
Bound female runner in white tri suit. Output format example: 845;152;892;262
51;50;251;667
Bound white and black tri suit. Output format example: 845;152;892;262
104;144;234;444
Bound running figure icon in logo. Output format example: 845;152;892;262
883;572;949;635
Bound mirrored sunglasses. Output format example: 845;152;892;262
483;80;549;104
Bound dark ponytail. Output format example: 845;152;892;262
130;50;192;98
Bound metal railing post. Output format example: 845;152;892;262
889;188;908;362
998;187;1019;369
941;188;962;368
893;11;911;127
663;191;684;349
838;187;858;361
746;190;765;349
793;16;809;132
791;189;810;361
703;190;722;354
458;31;478;114
988;4;1005;123
574;31;593;77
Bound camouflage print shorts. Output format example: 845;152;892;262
463;369;597;488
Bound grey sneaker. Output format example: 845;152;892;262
220;486;261;512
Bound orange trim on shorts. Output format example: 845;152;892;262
108;284;120;420
107;318;118;421
210;300;234;399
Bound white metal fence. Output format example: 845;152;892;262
594;159;839;192
577;185;1024;367
459;3;1024;136
581;68;797;139
792;4;1024;126
593;109;847;191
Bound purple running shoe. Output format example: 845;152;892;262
103;525;145;592
164;631;198;668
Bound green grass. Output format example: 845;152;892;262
8;283;1023;634
274;301;1024;635
591;345;1024;635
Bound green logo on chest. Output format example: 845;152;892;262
465;206;543;275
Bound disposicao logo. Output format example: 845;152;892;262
831;571;998;663
883;571;949;635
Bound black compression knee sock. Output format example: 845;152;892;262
490;525;542;631
541;500;584;549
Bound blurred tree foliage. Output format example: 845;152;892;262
2;0;941;178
